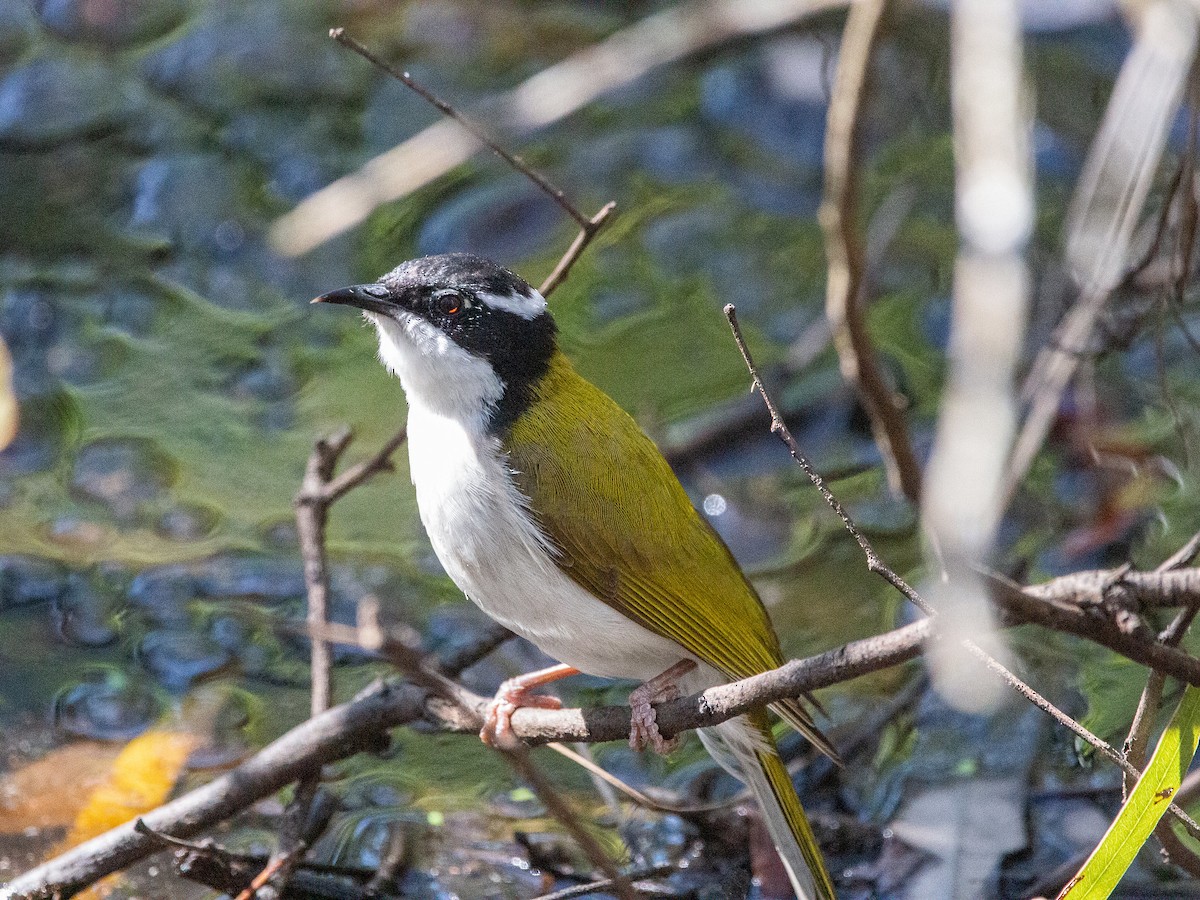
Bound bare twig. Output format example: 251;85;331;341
294;427;407;718
819;0;922;503
1002;0;1199;505
329;29;589;230
1123;530;1200;783
503;747;635;900
324;31;617;299
530;865;676;900
0;622;930;900
723;303;1200;840
272;0;850;256
539;202;617;297
19;551;1200;900
724;304;929;613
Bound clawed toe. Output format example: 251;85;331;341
480;671;572;748
628;659;696;754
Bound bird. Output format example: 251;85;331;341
314;253;837;899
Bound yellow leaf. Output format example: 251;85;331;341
65;730;199;846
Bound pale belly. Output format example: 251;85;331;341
407;413;704;685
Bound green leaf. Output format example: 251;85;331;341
1059;685;1200;899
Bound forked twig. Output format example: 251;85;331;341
723;303;1200;841
327;29;615;298
295;427;408;717
331;28;588;230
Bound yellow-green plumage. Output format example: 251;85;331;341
506;351;836;897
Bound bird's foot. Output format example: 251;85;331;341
629;659;698;754
480;663;579;749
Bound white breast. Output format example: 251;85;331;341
367;308;707;685
406;400;698;683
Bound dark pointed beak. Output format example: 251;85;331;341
311;283;396;316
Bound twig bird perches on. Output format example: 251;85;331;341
313;255;840;899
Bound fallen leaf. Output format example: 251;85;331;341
0;742;122;832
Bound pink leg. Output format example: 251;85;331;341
629;659;698;753
481;663;580;749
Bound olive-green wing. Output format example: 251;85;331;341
505;355;783;681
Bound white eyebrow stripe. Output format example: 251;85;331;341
477;288;547;319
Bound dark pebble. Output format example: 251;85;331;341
55;671;162;741
53;573;119;646
155;503;220;541
316;809;423;870
193;554;305;604
127;563;196;626
0;555;67;607
139;628;234;691
35;0;187;48
1;288;60;398
140;6;364;115
70;437;176;523
0;56;142;149
126;154;243;254
700;45;829;169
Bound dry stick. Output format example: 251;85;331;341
1002;4;1199;507
333;609;635;900
295;428;351;717
722;303;1200;841
18;566;1200;900
530;865;676;900
539;202;617;297
1135;529;1200;874
276;0;850;256
819;0;922;503
1124;531;1200;777
502;747;636;900
1;626;517;900
328;29;615;300
295;426;407;713
329;28;589;228
288;427;407;896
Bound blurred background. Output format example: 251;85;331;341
1;0;1199;897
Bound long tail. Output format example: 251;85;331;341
698;711;836;900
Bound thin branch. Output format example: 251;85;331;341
323;426;408;504
539;202;616;297
530;865;676;900
724;303;1200;840
19;549;1200;900
724;304;930;614
1002;0;1199;505
326;31;616;299
0;624;926;900
294;427;408;719
272;0;850;256
295;428;351;717
1157;528;1200;573
818;0;922;502
329;29;590;230
1124;532;1200;783
503;747;635;900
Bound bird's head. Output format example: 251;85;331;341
314;253;557;430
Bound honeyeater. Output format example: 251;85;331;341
315;253;837;899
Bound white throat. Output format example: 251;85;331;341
366;311;502;429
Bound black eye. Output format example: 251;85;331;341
434;290;464;316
